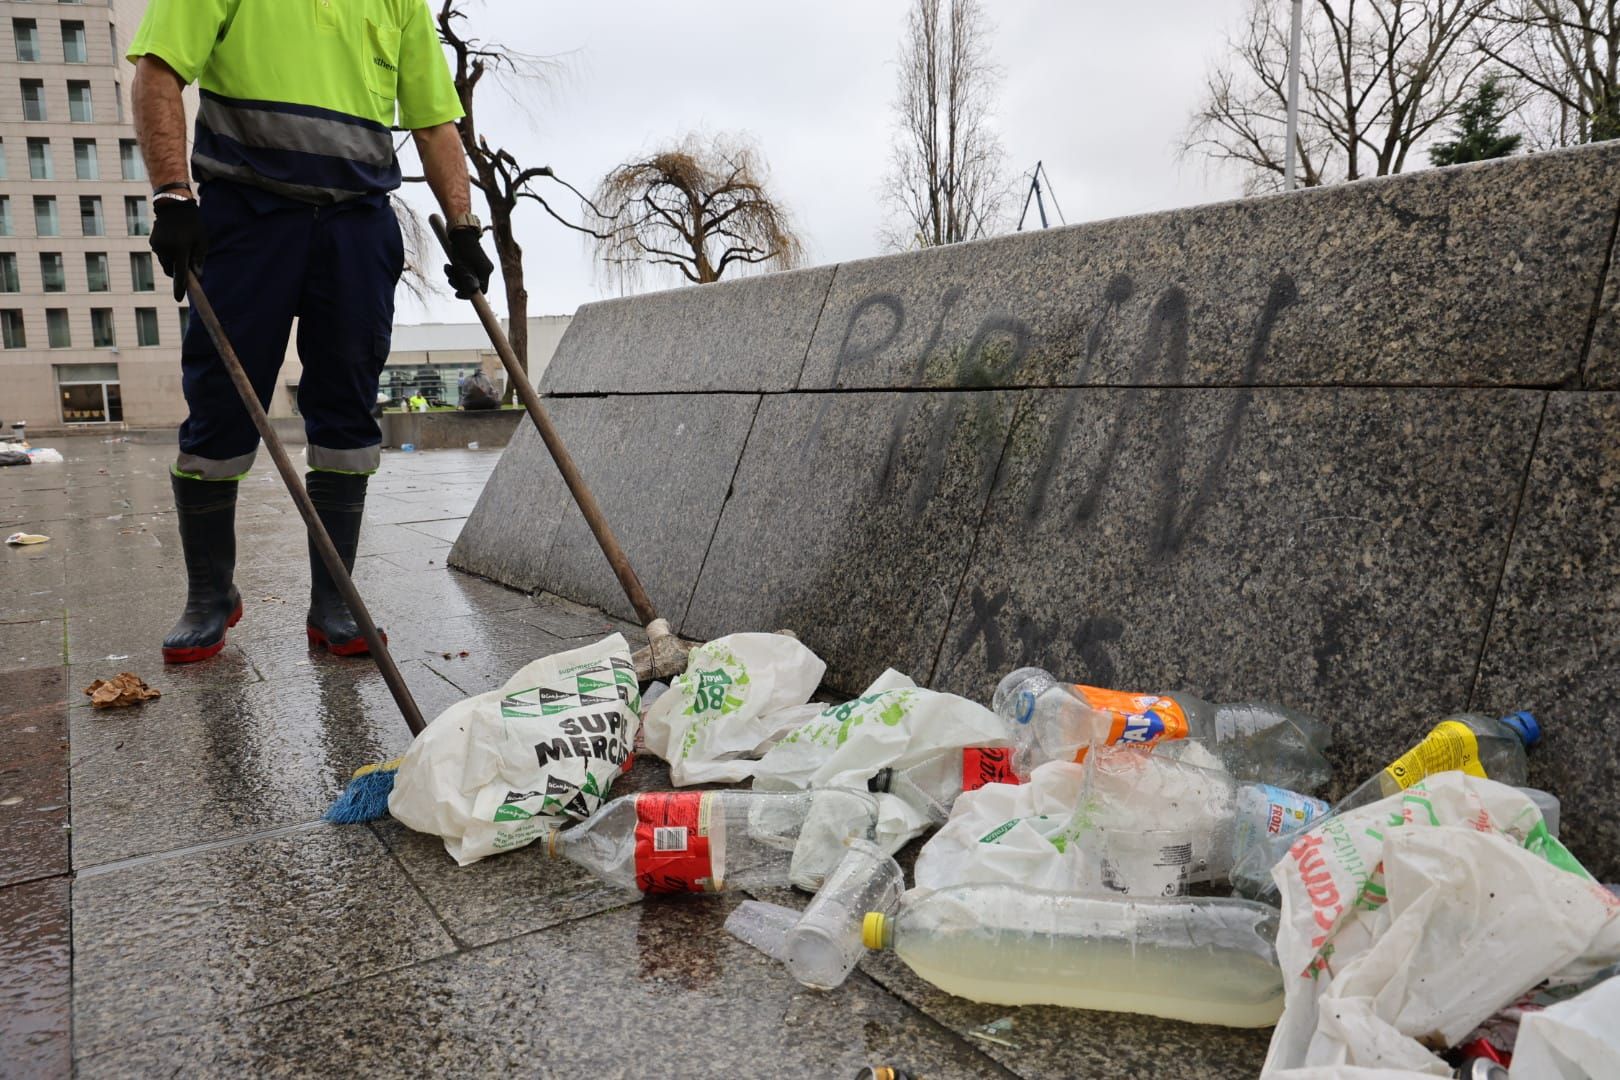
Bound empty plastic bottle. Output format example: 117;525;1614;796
991;668;1332;791
549;789;880;894
862;883;1285;1027
1230;711;1542;898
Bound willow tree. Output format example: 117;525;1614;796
587;134;804;290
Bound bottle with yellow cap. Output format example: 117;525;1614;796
861;883;1285;1027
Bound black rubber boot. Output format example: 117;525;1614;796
162;473;243;663
304;471;383;656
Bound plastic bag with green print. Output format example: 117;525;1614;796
751;668;1011;852
642;633;827;785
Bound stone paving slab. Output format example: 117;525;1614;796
0;875;71;1080
67;657;460;867
0;667;69;887
71;826;457;1060
76;895;1014;1080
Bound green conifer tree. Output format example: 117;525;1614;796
1430;74;1523;167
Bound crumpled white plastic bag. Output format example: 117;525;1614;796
1511;973;1620;1078
641;633;825;785
751;668;1009;852
389;635;640;865
1263;773;1620;1078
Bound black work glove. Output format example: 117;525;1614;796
150;196;208;303
444;225;494;299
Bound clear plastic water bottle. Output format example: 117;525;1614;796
862;883;1285;1028
783;839;903;989
867;745;1020;824
991;668;1331;791
1230;711;1541;898
550;789;879;894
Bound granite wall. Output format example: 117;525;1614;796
452;143;1620;880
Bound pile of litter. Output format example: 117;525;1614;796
375;632;1617;1078
83;672;162;708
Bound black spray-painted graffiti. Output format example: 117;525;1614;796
808;270;1300;678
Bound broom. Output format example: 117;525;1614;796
323;217;692;823
180;270;428;825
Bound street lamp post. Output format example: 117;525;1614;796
1284;0;1303;191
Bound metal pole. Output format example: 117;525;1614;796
1284;0;1303;191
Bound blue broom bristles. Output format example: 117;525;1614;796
324;758;401;824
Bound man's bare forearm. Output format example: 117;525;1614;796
132;56;190;191
413;122;472;220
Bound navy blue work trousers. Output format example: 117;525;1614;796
176;180;403;478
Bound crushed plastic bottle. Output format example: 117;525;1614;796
549;789;880;894
863;883;1285;1027
990;668;1331;791
782;839;903;989
1230;711;1541;897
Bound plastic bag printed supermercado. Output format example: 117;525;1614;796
389;634;641;865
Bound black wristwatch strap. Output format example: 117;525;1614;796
152;181;193;197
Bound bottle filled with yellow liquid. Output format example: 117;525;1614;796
862;883;1285;1028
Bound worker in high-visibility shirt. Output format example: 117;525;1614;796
127;0;493;663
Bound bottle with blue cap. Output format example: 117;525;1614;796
1332;709;1541;818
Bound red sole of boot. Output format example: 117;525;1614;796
162;603;244;664
306;626;386;657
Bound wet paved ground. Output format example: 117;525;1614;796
1;436;1268;1079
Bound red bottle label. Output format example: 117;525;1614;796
632;792;718;893
961;746;1018;791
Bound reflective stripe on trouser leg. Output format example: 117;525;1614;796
174;448;259;481
307;443;381;474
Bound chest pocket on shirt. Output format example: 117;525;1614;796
364;18;402;106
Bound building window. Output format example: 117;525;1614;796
0;197;9;237
61;20;86;63
26;137;50;179
13;19;38;62
178;305;190;339
73;137;96;179
119;139;143;181
56;363;122;423
67;80;91;122
2;310;25;349
130;251;154;292
79;194;102;236
0;137;6;179
135;307;158;346
33;194;57;236
0;254;18;292
84;251;108;291
124;196;148;236
90;307;113;347
46;308;69;348
39;252;65;292
21;78;45;121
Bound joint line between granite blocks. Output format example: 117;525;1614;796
543;380;1589;398
678;392;766;634
790;262;839;391
1577;191;1620;389
365;820;465;950
923;392;1030;688
1467;391;1550;711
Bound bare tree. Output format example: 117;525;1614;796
1480;0;1620;146
585;133;804;289
881;0;1008;249
1186;0;1498;193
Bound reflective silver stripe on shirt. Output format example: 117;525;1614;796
198;96;396;169
175;448;258;480
307;443;381;474
193;153;366;205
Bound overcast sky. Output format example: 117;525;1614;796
394;0;1251;323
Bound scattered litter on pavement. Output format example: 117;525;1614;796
400;443;415;452
466;440;479;449
0;448;30;467
261;595;285;604
25;447;64;463
964;1017;1019;1049
83;672;162;708
101;654;129;662
5;532;49;545
438;650;471;659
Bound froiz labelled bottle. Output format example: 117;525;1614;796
549;789;881;894
861;883;1286;1028
991;667;1332;791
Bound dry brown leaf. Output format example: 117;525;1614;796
83;672;161;709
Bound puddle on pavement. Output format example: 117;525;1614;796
0;876;72;1077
